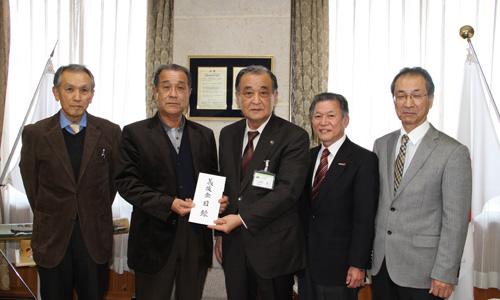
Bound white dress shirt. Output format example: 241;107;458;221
395;121;430;175
312;135;347;185
241;115;272;156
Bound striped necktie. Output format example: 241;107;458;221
311;148;330;201
241;131;259;179
394;134;409;194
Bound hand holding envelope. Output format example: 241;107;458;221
208;215;242;234
171;198;194;216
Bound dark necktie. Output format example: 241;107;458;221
311;148;330;201
241;131;259;178
394;134;410;195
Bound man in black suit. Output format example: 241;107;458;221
20;64;121;299
115;64;227;300
209;65;310;300
298;93;379;300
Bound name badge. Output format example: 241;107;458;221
252;160;275;190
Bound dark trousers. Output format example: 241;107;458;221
135;216;208;300
372;260;443;300
37;221;109;300
298;269;358;300
222;229;294;300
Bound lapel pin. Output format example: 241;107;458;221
270;140;274;145
338;162;346;166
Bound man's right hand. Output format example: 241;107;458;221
214;236;223;264
171;198;194;216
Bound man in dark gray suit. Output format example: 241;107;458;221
370;67;472;300
210;65;310;300
299;93;379;300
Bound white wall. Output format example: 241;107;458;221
173;0;291;139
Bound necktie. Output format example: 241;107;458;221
70;123;80;134
311;148;330;201
241;131;259;178
394;134;409;194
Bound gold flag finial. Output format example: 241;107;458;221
460;25;474;40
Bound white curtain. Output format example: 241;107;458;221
2;0;147;273
328;0;500;149
328;0;500;291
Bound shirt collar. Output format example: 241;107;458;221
160;114;186;131
319;134;347;156
400;121;430;145
245;114;272;135
59;110;87;129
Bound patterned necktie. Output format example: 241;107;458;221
241;131;259;178
311;148;330;201
70;123;80;134
394;134;410;194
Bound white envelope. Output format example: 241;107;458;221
189;172;225;225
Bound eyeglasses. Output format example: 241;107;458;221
394;93;428;102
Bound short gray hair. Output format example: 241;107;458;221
153;64;192;88
235;65;278;93
390;67;434;97
309;92;349;119
53;64;95;89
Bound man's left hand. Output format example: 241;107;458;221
429;279;454;298
346;266;365;288
208;214;242;234
218;195;229;214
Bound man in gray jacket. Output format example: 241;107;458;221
371;67;472;300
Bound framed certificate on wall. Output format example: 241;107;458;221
188;55;274;119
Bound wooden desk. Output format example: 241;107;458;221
0;267;135;300
0;220;133;299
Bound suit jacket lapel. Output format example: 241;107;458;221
240;115;277;193
230;120;246;188
149;114;177;180
305;147;319;208
186;120;200;175
78;114;101;183
44;114;75;184
386;132;399;198
394;125;439;198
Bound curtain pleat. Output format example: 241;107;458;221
145;0;174;117
290;0;329;140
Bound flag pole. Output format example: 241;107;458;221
459;25;500;123
0;41;58;188
0;40;57;300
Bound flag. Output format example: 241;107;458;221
6;59;58;196
452;47;500;298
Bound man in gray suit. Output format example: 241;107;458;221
370;67;472;300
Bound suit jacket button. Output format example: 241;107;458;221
387;230;392;235
390;207;396;212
